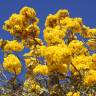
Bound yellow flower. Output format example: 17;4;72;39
25;24;40;37
4;40;24;52
92;53;96;61
89;53;96;70
66;91;80;96
88;93;93;96
43;45;71;65
3;13;25;35
37;45;47;57
36;44;70;74
24;79;41;92
3;6;39;39
60;17;82;33
48;64;67;73
86;39;96;50
33;63;67;75
66;91;73;96
87;28;96;38
24;58;37;67
60;17;72;25
33;64;49;75
58;64;68;73
68;40;88;56
34;38;43;45
71;55;92;73
32;84;41;92
44;27;66;45
25;58;32;67
81;25;96;38
20;6;36;19
56;9;69;19
3;54;22;75
72;18;82;33
45;14;58;28
83;69;96;86
73;92;80;96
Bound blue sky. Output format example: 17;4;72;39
0;0;96;82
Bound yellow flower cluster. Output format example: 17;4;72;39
45;9;69;28
44;10;68;45
24;79;41;92
66;91;80;96
40;45;71;65
3;54;22;75
89;53;96;70
45;14;58;28
81;25;96;38
33;63;67;75
70;52;96;86
22;38;42;48
44;27;66;45
20;6;36;19
25;58;32;66
84;70;96;86
60;17;82;33
56;9;69;19
4;40;24;52
48;64;67;74
24;58;37;67
92;53;96;61
33;44;71;75
44;9;96;48
1;7;96;95
37;45;47;57
3;6;40;39
44;9;83;45
86;39;96;50
71;55;93;73
33;64;49;75
68;40;88;57
88;93;93;96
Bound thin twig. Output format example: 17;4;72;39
71;63;82;78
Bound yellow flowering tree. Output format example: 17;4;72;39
0;6;96;96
